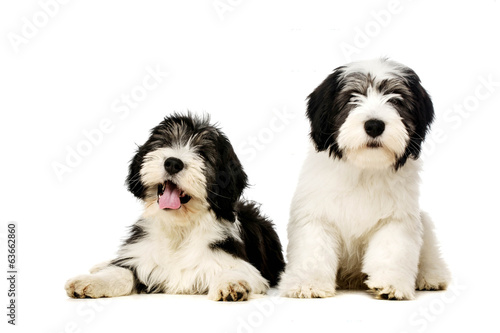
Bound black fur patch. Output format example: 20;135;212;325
204;133;248;222
393;68;434;169
210;237;248;260
123;222;147;246
307;66;351;158
210;201;285;287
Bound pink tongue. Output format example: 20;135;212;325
158;183;181;210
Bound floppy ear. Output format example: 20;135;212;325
395;71;435;169
208;132;248;222
306;66;346;158
126;145;147;199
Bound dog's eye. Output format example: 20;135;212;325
390;99;403;107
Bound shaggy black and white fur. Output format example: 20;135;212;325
279;58;450;300
66;113;285;301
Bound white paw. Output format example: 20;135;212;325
65;274;110;298
416;269;450;291
279;271;336;298
209;280;251;302
365;278;415;300
281;284;336;298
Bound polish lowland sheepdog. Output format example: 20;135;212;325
279;58;451;300
65;113;285;301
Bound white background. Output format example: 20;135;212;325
1;1;499;332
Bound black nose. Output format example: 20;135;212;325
364;119;385;138
164;157;184;175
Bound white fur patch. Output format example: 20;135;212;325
65;266;134;298
341;58;407;81
280;144;450;300
116;212;268;295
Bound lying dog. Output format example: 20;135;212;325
65;113;285;301
279;58;450;300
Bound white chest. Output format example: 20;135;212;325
294;150;421;238
123;215;230;294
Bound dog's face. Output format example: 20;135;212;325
127;114;247;222
307;58;434;169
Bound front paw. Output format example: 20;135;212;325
279;272;336;298
416;270;450;291
65;275;107;299
365;278;415;300
209;281;251;302
282;284;336;298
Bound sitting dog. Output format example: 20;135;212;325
279;58;450;300
65;113;285;301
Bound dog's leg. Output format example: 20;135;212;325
279;218;339;298
416;212;451;290
363;218;422;300
65;265;135;298
207;259;269;302
89;260;112;274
